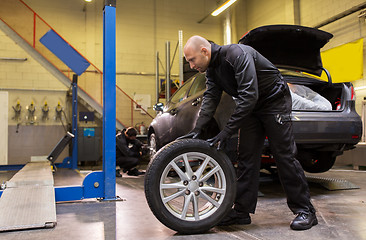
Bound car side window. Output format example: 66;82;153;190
169;79;192;104
188;74;206;97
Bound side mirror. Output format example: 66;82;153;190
153;102;164;112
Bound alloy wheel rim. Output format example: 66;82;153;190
159;152;227;221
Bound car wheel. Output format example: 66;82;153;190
148;133;158;157
297;151;336;173
144;139;236;234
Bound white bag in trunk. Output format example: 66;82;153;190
288;84;332;111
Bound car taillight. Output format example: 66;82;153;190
351;85;356;101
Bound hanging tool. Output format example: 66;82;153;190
26;101;36;124
12;100;21;122
42;101;50;121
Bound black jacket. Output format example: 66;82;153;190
116;130;142;158
195;42;291;135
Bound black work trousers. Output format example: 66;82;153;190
234;111;315;215
116;156;139;171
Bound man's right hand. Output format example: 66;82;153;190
176;130;201;140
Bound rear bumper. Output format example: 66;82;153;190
292;108;362;146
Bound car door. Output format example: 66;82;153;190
172;73;206;138
156;77;195;144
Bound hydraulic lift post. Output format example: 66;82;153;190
54;0;118;201
102;0;117;200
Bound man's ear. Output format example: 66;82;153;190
201;47;209;56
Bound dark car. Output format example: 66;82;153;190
148;25;362;173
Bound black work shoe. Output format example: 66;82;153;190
127;168;145;176
217;209;251;226
116;170;122;178
290;212;318;230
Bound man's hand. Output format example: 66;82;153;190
206;130;230;150
176;130;201;140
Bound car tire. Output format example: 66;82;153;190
297;151;336;173
144;139;237;234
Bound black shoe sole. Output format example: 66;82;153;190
290;218;318;230
217;217;251;226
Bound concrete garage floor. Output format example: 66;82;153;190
0;166;365;240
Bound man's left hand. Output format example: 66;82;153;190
207;130;230;150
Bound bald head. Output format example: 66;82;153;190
184;35;212;73
184;35;211;52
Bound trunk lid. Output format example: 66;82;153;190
239;25;333;76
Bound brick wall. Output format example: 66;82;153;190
0;31;64;92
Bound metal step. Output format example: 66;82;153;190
306;175;360;191
0;161;56;232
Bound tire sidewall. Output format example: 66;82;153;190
144;139;236;234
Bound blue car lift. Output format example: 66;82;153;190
55;0;117;201
0;0;117;201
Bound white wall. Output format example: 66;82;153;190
0;28;66;92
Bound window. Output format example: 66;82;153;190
169;79;192;104
188;74;206;97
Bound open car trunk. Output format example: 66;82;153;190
282;72;346;111
239;25;342;112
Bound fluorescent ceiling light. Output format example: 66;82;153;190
211;0;237;16
85;0;92;2
355;85;366;91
